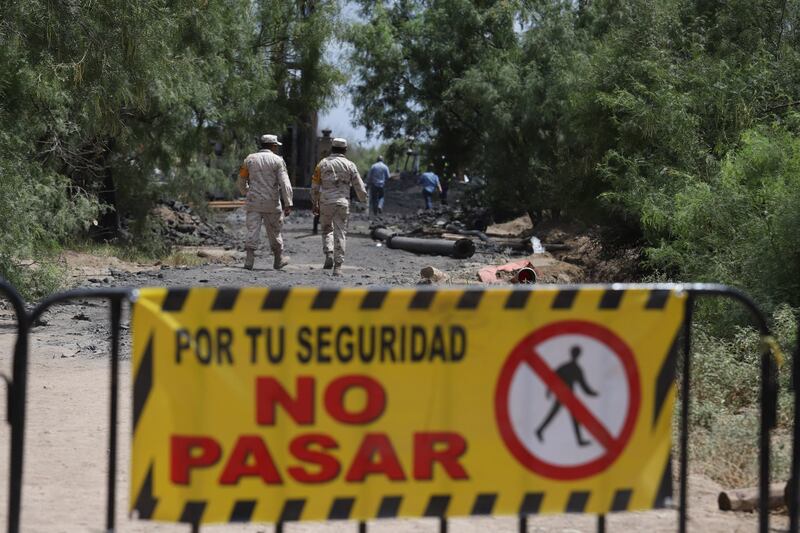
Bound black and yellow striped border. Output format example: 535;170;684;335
134;479;672;524
142;285;678;314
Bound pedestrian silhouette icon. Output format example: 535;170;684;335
497;321;641;479
535;346;598;446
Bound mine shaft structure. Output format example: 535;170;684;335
275;0;333;188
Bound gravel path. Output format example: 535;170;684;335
0;209;785;532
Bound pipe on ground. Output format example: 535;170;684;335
516;267;537;284
371;227;395;242
445;225;489;242
371;227;475;259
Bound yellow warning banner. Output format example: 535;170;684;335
130;286;686;525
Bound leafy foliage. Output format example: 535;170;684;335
348;0;523;172
0;0;340;296
0;135;98;297
349;0;800;315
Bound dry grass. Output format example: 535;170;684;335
160;251;207;267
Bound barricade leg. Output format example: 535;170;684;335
790;313;800;533
106;298;122;532
8;320;29;533
759;337;776;533
678;295;694;533
689;284;776;533
0;281;28;533
22;287;132;533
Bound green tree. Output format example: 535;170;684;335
348;0;800;313
0;0;341;294
348;0;524;173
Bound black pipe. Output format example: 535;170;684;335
387;236;475;259
371;227;395;242
445;225;489;242
371;227;475;259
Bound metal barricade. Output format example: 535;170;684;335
0;281;785;533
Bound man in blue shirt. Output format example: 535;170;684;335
418;165;442;210
366;155;390;215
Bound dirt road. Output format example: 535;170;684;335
0;211;785;532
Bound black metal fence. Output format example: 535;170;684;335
0;281;794;533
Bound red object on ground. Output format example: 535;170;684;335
478;259;539;284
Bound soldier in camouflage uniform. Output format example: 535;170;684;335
310;137;367;276
237;134;293;270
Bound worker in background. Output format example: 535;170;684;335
366;155;390;216
418;164;442;210
237;134;293;271
311;138;367;276
440;156;451;206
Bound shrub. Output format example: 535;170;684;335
686;305;796;486
0;135;98;299
649;118;800;325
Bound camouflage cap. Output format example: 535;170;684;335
332;137;348;148
260;134;282;146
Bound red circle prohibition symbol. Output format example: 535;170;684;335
495;320;641;480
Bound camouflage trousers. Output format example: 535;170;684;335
319;203;349;265
245;210;284;254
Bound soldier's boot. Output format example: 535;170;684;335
332;264;342;277
323;253;334;270
273;251;289;270
244;249;255;270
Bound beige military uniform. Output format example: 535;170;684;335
237;149;293;254
310;154;367;265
